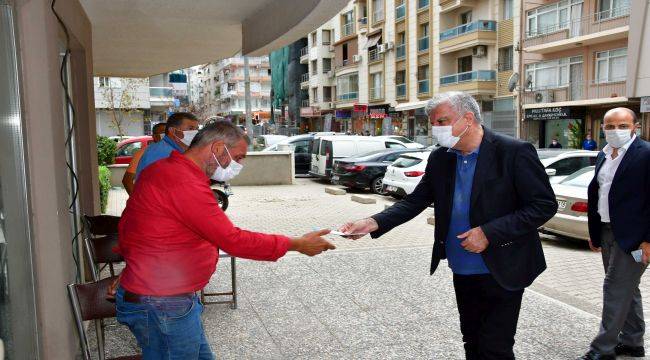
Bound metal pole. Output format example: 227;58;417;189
243;56;253;150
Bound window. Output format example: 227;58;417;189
311;32;317;47
98;77;109;87
596;48;627;83
458;56;472;73
395;0;406;20
418;23;430;52
370;72;383;100
322;29;332;45
311;60;318;75
336;73;359;101
548;157;593;176
323;86;333;101
417;65;430;94
502;0;514;19
525;56;583;89
311;87;318;102
396;32;406;59
599;0;630;20
418;0;430;10
460;11;472;24
372;0;384;23
498;46;514;71
323;58;332;73
116;141;142;157
342;43;349;65
292;140;311;154
342;11;355;37
396;70;407;98
526;0;583;38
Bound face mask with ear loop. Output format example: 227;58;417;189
430;117;471;149
211;146;244;182
173;129;198;147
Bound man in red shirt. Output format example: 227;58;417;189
115;120;334;359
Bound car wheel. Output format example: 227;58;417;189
371;177;386;195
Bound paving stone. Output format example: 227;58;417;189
427;216;435;225
351;194;377;204
325;186;346;195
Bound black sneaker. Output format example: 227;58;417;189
577;350;616;360
615;343;645;357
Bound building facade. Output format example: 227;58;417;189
519;0;635;149
298;0;521;144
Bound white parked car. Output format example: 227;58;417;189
382;151;431;198
375;136;425;149
541;166;594;241
537;149;598;184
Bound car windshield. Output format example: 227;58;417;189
389;136;414;143
559;166;595;187
392;156;422;168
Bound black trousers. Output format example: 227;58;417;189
453;273;524;360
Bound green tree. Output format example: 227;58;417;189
96;135;116;166
98;77;148;136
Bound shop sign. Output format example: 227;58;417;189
641;97;650;113
336;110;351;118
369;108;387;119
300;107;321;117
524;106;585;121
353;104;368;113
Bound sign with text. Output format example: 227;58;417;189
641;97;650;113
524;106;585;121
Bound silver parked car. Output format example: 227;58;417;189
537;149;598;184
541;166;594;241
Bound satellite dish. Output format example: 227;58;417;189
507;72;520;92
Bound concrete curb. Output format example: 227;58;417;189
427;216;435;226
351;195;377;204
325;187;346;195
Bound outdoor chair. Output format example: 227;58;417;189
83;215;123;281
68;276;141;360
200;250;238;309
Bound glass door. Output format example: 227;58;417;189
0;4;39;358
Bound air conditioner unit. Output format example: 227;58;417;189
327;70;335;78
472;45;487;57
534;91;554;103
377;44;387;53
385;42;394;50
353;54;361;63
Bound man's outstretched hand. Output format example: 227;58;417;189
338;218;379;240
290;229;336;256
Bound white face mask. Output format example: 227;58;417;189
431;121;469;149
211;146;244;182
175;130;198;147
604;129;633;148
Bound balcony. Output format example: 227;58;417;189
439;20;496;53
368;48;383;63
301;99;310;107
417;79;430;95
149;87;173;97
300;47;309;64
523;7;630;54
300;73;309;88
418;0;430;10
395;4;406;21
521;79;627;107
337;92;359;101
342;22;355;38
439;0;475;14
417;36;430;52
396;83;407;98
372;9;384;24
358;17;368;30
440;70;496;94
370;86;383;101
396;43;406;60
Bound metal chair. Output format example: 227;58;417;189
200;251;238;309
83;215;123;281
67;276;141;360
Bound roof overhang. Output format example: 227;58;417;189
81;0;348;77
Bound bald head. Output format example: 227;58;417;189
603;107;638;132
604;107;637;124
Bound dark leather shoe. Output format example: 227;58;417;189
577;350;616;360
615;343;645;357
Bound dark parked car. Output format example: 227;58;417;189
331;149;424;194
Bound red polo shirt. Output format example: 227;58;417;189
117;151;291;296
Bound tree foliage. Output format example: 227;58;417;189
96;135;116;166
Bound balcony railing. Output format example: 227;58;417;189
395;4;406;20
370;87;383;100
358;17;368;26
300;47;308;57
149;87;173;97
521;78;626;105
440;20;497;41
417;79;430;94
301;99;310;107
396;83;407;98
337;92;359;101
396;43;406;59
300;73;309;83
368;48;382;62
342;22;354;38
418;36;430;52
418;0;430;9
373;9;384;23
523;7;630;48
440;70;496;85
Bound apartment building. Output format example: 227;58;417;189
299;0;520;143
519;0;634;148
189;56;272;123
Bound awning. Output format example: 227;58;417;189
394;100;429;112
363;33;382;50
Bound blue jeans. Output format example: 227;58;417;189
115;287;214;359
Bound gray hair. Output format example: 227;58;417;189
424;91;482;124
189;120;249;148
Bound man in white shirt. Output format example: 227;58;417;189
579;107;650;360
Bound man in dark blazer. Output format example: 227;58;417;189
579;107;650;360
340;91;557;360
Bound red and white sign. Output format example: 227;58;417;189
369;108;387;119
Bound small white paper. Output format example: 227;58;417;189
632;249;643;263
330;230;366;237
